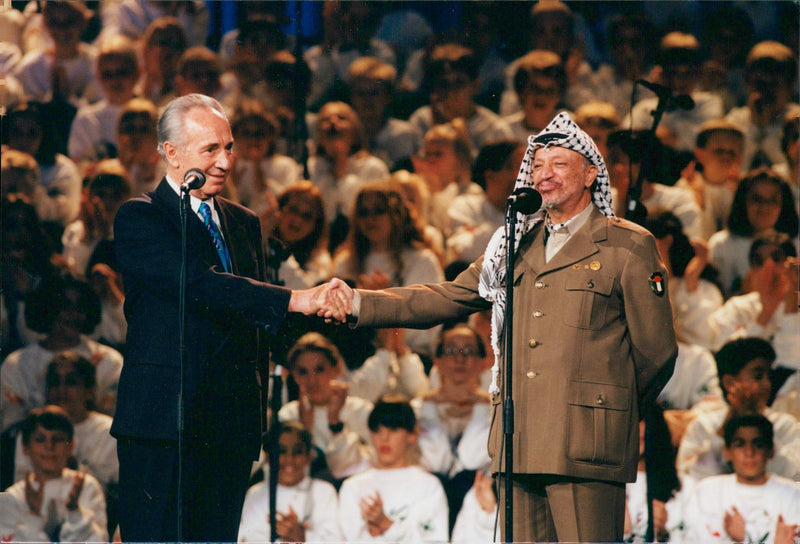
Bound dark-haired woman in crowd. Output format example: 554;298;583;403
268;181;332;289
708;168;798;298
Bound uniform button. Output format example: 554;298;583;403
535;280;545;289
596;394;605;405
533;310;544;318
526;370;538;379
528;339;539;348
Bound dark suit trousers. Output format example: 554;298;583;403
117;435;254;542
497;474;626;543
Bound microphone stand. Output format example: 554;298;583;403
626;87;671;226
502;205;519;544
177;186;192;542
268;365;283;543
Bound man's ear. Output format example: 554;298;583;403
162;140;180;169
584;164;599;188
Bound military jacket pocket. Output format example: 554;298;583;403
563;272;614;329
566;380;629;467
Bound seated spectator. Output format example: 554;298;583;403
333;181;444;359
260;51;313;160
346;328;429;404
606;129;702;238
409;43;513;157
0;199;59;356
574;101;621;161
338;397;449;542
1;149;46;220
391;170;445;256
307;101;389;252
704;231;799;396
412;120;481;237
413;324;491;533
4;104;82;229
624;32;724;151
100;0;208;49
504;49;569;142
645;210;724;348
111;98;164;195
446;141;525;265
679;414;800;544
227;103;302;217
61;162;131;280
14;1;102;105
499;0;594;116
450;471;497;543
303;1;395;111
237;421;342;543
726;41;800;172
772;110;799;206
708;168;799;297
174;46;237;118
0;405;107;542
1;275;123;431
676;120;745;240
348;56;421;170
266;181;332;290
573;13;657;119
221;16;289;114
67;35;139;165
698;5;754;112
624;405;683;543
278;332;373;481
9;352;118;536
134;16;187;109
676;338;800;483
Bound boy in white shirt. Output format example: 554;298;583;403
680;414;800;544
238;421;341;543
1;406;108;543
338;397;449;542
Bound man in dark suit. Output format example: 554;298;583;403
112;94;345;542
325;112;678;542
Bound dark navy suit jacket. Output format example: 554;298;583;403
112;179;291;459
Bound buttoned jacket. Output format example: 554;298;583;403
356;206;677;483
112;179;291;456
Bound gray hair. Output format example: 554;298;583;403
157;93;228;159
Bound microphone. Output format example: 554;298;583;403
636;79;695;111
506;187;542;215
180;169;206;192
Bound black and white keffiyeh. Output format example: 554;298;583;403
478;112;615;394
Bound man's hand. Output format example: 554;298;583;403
288;278;354;322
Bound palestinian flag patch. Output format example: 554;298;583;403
649;272;665;297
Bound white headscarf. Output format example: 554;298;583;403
478;112;615;395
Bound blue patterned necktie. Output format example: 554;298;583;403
198;201;232;272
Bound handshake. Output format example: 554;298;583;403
287;278;356;323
